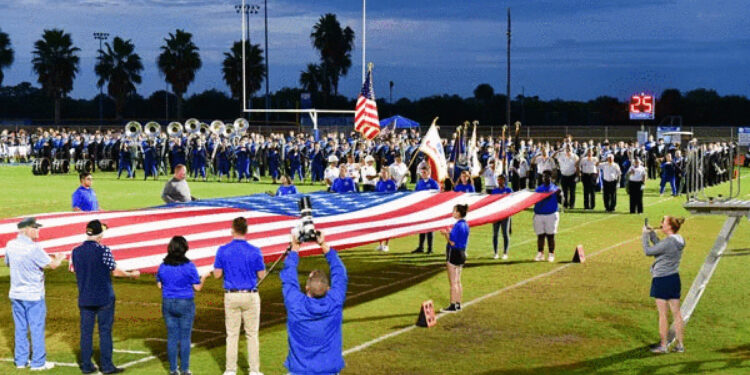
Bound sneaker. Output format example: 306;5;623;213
455;303;462;311
493;253;500;259
382;245;389;252
170;372;179;375
223;372;237;375
502;254;509;260
440;304;458;313
181;371;193;375
30;362;55;371
650;345;668;354
673;344;685;353
534;252;545;262
249;372;264;375
16;362;29;369
411;248;424;254
548;254;555;263
375;245;383;251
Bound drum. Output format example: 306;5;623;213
32;158;50;175
51;159;70;174
75;159;93;173
98;158;115;171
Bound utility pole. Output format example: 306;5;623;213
263;0;270;125
506;8;511;128
93;32;109;124
362;0;366;83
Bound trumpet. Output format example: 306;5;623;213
144;121;161;138
233;117;249;134
184;118;201;133
198;122;211;137
167;122;183;138
210;120;225;135
125;121;142;139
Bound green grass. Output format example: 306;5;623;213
1;165;749;374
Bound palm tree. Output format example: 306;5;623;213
157;29;202;120
95;37;143;119
31;29;80;124
310;13;355;96
222;40;265;101
299;63;323;95
0;29;14;86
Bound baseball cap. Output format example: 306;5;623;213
17;217;42;229
85;220;108;236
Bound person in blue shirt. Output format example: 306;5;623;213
412;166;440;254
331;167;356;193
212;217;266;375
453;170;476;192
533;171;562;263
491;175;513;260
276;175;299;196
170;139;186;173
660;153;677;197
375;169;398;252
71;220;140;374
156;236;209;375
439;204;470;312
267;142;281;184
142;140;158;181
72;172;100;212
116;142;133;179
190;141;207;181
281;231;347;375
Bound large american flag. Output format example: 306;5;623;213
0;191;551;274
354;67;380;140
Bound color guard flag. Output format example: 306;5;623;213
355;65;380;140
418;123;449;183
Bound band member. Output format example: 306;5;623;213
533;171;561;262
628;158;647;214
439;204;470;312
556;146;579;209
324;156;340;191
267;141;281;184
482;158;498;194
190;140;208;181
659;153;677;197
143;140;158;180
388;154;410;191
359;155;378;192
601;154;622;212
235;141;251;182
580;149;599;210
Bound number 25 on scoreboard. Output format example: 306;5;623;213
629;93;655;120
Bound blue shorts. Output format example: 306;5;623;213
650;273;681;300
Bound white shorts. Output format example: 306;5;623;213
533;212;559;235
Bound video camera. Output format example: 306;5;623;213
292;196;318;243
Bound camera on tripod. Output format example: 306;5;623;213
292;196;318;243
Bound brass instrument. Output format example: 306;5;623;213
233;117;249;134
124;121;142;139
144;121;161;138
198;122;210;137
184;118;201;134
167;122;183;138
222;126;236;139
210;120;225;135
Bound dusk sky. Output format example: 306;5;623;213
1;0;749;102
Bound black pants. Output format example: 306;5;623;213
560;175;576;209
647;160;657;179
511;173;521;191
628;180;644;214
492;218;510;254
362;185;375;192
418;232;433;252
603;180;618;212
582;173;597;209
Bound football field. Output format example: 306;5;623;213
1;166;749;374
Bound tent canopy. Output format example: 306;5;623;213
379;115;420;129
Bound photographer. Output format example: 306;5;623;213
643;216;686;354
281;231;348;375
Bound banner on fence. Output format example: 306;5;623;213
657;126;681;144
738;128;750;146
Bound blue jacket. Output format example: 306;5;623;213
281;250;347;375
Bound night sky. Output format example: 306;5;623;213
1;0;748;101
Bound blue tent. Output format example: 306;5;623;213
379;115;420;129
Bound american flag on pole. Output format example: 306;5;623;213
0;191;551;274
354;65;380;140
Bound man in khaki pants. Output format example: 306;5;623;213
213;217;266;375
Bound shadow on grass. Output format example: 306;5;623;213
476;344;750;374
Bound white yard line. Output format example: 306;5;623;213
113;349;150;355
0;358;79;367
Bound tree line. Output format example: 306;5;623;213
2;20;750;127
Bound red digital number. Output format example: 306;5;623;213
630;96;641;113
642;95;652;113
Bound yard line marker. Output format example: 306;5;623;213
1;358;79;367
113;349;150;354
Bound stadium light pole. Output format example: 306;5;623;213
263;0;270;125
93;32;109;124
236;3;260;120
506;8;511;128
362;0;366;83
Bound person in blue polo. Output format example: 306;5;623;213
412;165;441;255
72;172;99;212
5;217;65;371
375;168;398;252
491;175;513;260
453;170;476;192
71;220;140;374
533;171;562;263
212;217;266;375
281;231;348;375
331;167;356;193
156;236;209;375
439;204;470;313
276;175;299;196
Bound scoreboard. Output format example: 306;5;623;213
629;93;655;120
